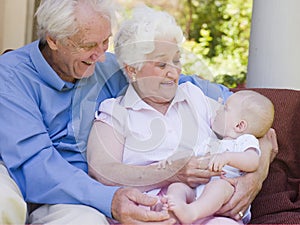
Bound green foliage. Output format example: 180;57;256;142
179;0;252;87
213;73;246;88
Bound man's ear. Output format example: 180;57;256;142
46;36;59;50
235;120;247;132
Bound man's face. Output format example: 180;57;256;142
49;13;112;82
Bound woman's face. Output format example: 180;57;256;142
133;40;181;104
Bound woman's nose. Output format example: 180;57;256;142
166;65;180;78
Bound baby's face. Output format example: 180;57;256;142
211;93;242;138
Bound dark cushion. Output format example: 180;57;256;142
234;88;300;224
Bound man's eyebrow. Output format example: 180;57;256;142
82;33;112;45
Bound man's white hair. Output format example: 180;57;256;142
36;0;116;44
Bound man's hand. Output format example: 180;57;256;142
111;187;176;225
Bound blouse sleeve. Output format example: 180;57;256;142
95;97;127;136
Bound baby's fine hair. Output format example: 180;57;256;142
114;5;183;72
236;90;274;138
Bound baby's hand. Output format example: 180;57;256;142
208;153;228;172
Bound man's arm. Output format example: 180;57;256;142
0;64;118;217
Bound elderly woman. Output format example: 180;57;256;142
87;5;277;225
90;6;215;189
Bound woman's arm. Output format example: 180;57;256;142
87;121;182;192
87;121;219;192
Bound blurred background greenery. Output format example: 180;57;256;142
117;0;252;88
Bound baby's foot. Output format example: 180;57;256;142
167;195;198;224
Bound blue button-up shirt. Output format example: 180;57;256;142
0;40;231;217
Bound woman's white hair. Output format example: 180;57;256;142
114;5;184;71
35;0;116;44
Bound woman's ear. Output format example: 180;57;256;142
234;120;247;133
124;65;137;81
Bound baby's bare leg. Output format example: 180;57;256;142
168;179;234;224
167;182;196;222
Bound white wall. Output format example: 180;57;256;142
247;0;300;90
0;0;35;53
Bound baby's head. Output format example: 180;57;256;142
212;90;275;139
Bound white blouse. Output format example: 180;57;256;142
96;81;216;166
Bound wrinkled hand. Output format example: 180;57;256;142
261;128;278;162
208;153;228;172
175;155;221;188
111;187;176;225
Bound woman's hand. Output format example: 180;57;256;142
174;155;221;188
111;187;176;224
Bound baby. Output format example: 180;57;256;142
166;90;275;224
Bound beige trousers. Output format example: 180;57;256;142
0;163;27;224
0;162;109;225
28;204;109;225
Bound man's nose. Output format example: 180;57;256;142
92;45;106;62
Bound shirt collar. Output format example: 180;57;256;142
30;40;75;91
121;83;187;111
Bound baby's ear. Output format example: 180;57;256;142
235;120;247;132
